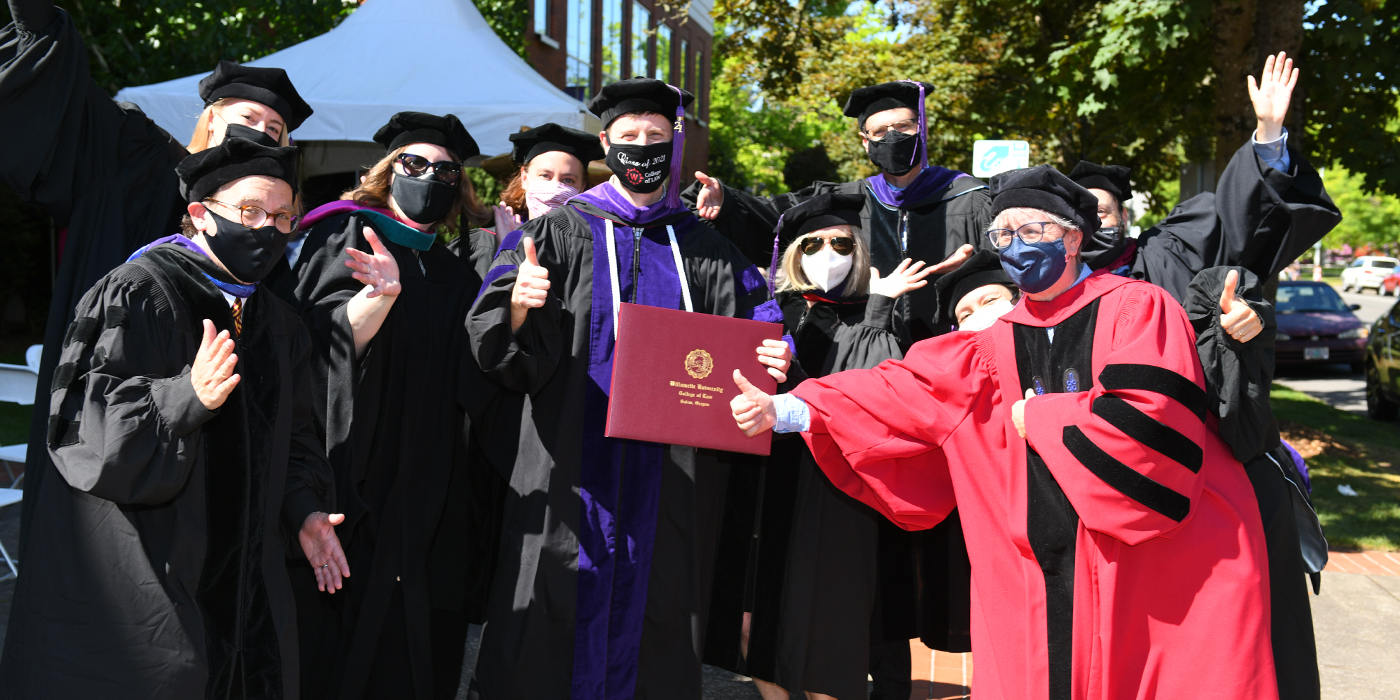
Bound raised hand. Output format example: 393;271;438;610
731;370;777;437
868;258;936;299
1248;51;1297;142
927;244;976;276
1219;269;1263;343
756;338;793;384
191;319;239;411
510;237;551;333
1012;388;1034;439
344;227;402;299
493;202;522;234
299;512;351;593
694;172;723;220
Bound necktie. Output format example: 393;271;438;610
231;297;243;338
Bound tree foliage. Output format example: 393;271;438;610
1320;164;1400;250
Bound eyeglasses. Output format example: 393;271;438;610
862;119;920;141
204;198;299;233
394;153;463;186
986;221;1064;249
799;235;855;256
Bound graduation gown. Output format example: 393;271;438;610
465;185;783;700
0;243;333;699
684;168;993;341
280;208;479;700
790;272;1277;700
0;6;191;558
713;290;907;700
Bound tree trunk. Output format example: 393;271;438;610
1211;0;1304;183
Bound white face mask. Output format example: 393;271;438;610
958;298;1014;332
800;245;854;293
525;178;579;220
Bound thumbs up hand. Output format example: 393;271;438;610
694;172;724;220
510;237;551;333
1219;269;1263;342
731;369;777;437
1012;388;1034;439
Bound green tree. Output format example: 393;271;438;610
1320;164;1400;250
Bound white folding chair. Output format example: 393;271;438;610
0;344;39;486
0;486;20;580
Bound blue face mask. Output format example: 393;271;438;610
999;236;1068;294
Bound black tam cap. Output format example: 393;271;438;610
177;137;299;203
588;78;694;128
509;123;605;165
374;112;479;161
1069;161;1133;202
989;165;1101;236
777;193;865;250
934;249;1014;327
842;81;934;127
198;61;314;131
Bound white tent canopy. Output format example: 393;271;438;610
115;0;589;176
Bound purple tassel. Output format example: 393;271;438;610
899;79;928;172
665;83;686;211
767;212;786;296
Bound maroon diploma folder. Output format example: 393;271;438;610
606;302;783;455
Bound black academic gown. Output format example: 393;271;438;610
281;212;478;700
683;174;993;341
0;244;333;700
710;290;907;700
465;199;779;700
0;5;191;559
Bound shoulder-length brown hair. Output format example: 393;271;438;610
776;225;872;299
341;145;490;233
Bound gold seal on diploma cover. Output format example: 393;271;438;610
685;349;714;379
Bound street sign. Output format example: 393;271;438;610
972;140;1030;178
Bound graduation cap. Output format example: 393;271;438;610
176;137;299;203
842;81;934;128
373;112;480;162
934;249;1014;327
587;78;695;128
1068;161;1133;202
989;165;1101;236
198;60;314;131
509;123;605;166
775;193;865;251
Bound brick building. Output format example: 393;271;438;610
524;0;713;174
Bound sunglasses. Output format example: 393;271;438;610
799;235;855;256
394;153;463;185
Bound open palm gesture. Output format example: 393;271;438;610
1248;51;1298;142
868;258;936;300
344;227;402;299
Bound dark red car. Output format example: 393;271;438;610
1274;281;1368;372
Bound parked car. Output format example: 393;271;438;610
1274;281;1368;373
1340;256;1400;293
1365;298;1400;419
1380;270;1400;296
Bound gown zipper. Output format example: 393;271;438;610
631;227;643;304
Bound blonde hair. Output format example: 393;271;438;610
776;225;871;299
341;145;490;233
187;98;293;152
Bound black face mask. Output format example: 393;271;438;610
204;211;288;284
865;129;921;176
391;173;457;225
222;123;279;148
605;139;671;194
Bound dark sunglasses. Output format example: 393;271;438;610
394;153;463;185
800;235;855;256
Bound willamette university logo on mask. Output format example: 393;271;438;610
626;168;645;185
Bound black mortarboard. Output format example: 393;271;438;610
177;137;299;203
509;123;606;165
842;81;934;127
1069;161;1133;202
934;249;1013;327
588;78;694;128
373;111;479;161
989;165;1101;236
776;193;865;251
198;61;314;131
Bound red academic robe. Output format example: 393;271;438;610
790;272;1276;700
